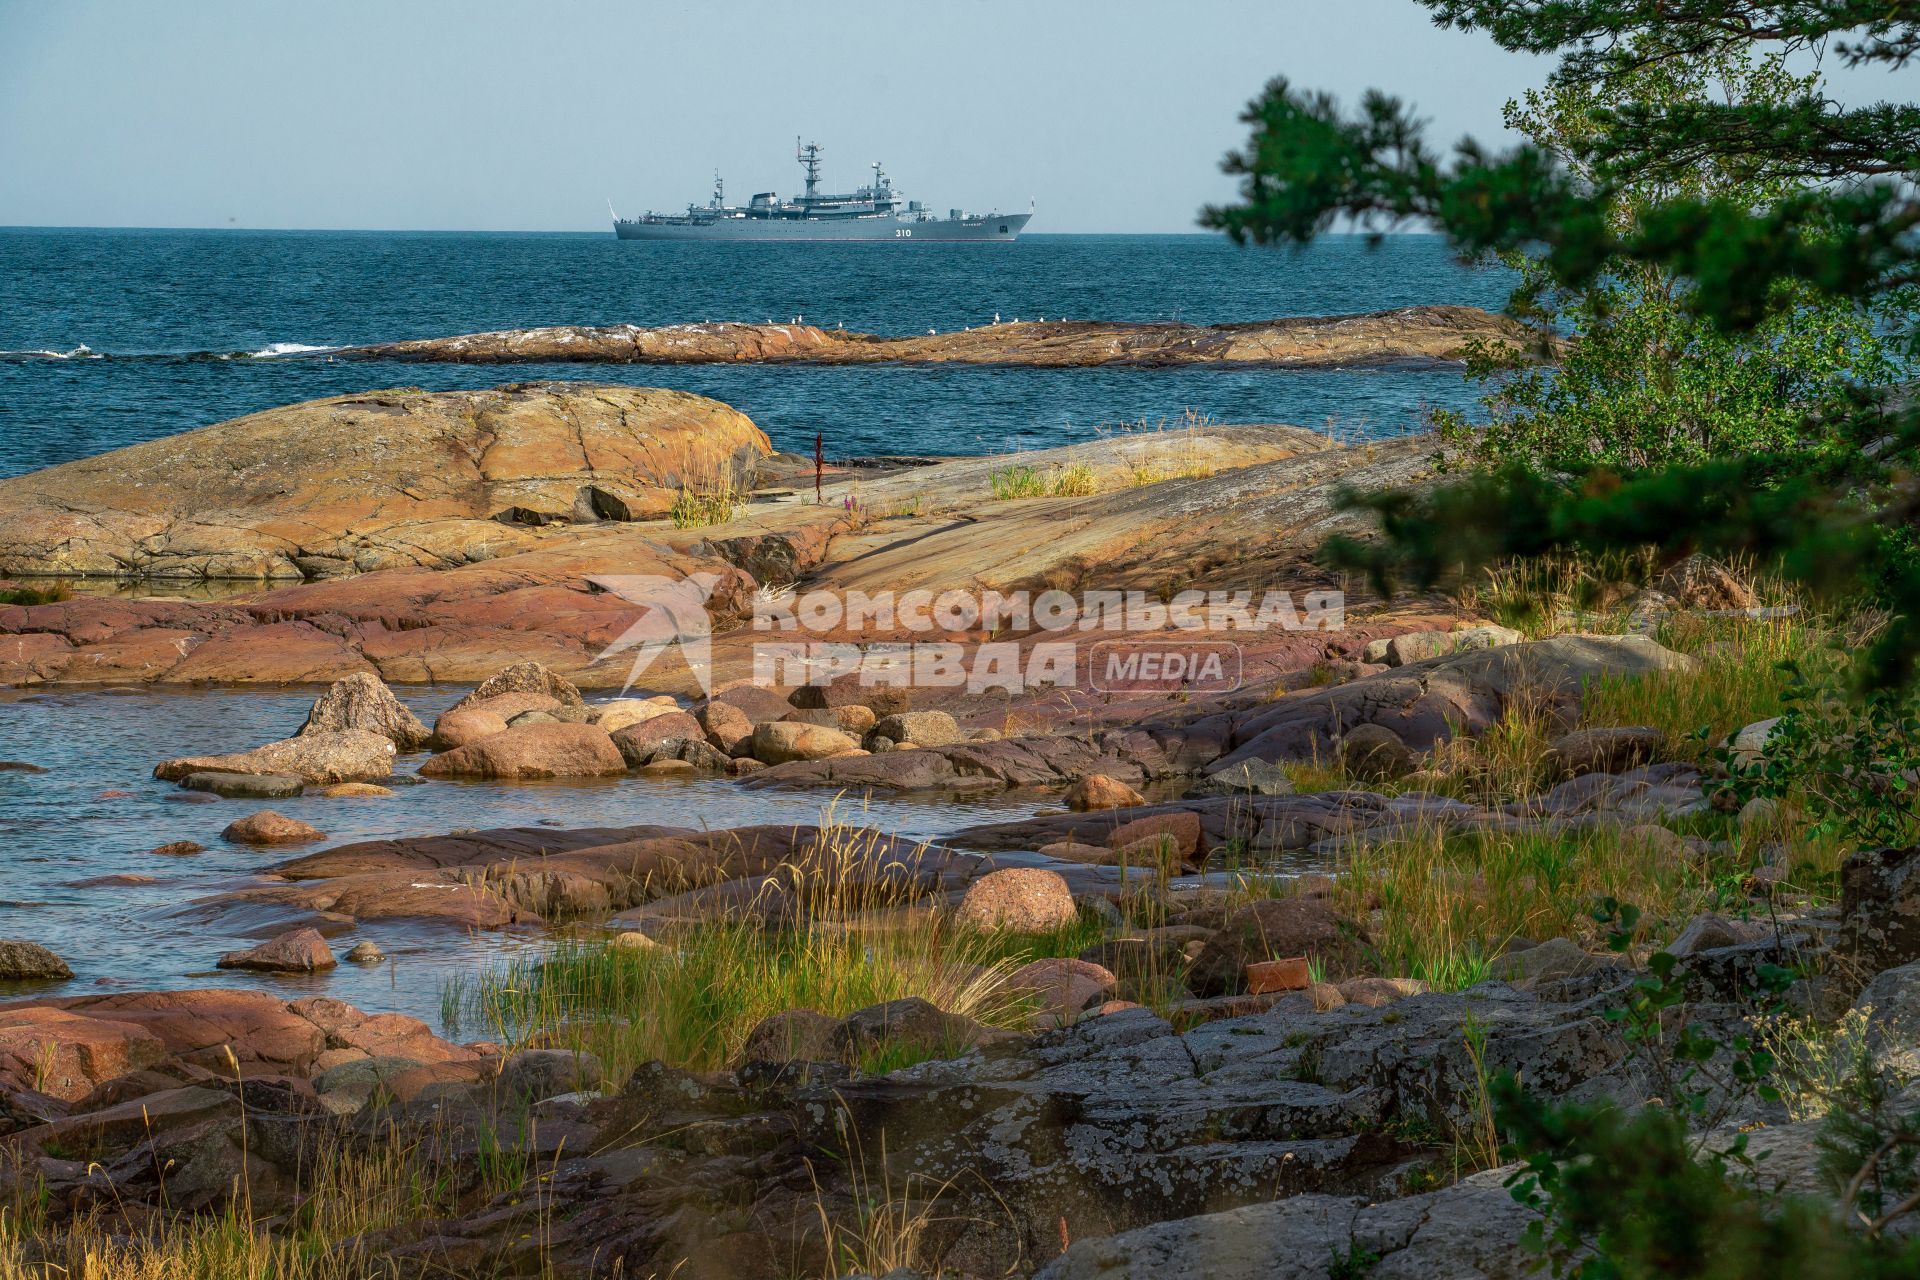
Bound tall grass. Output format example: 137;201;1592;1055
1584;613;1817;762
1301;817;1846;990
0;1119;532;1280
456;814;1112;1081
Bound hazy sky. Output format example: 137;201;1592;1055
0;1;1901;233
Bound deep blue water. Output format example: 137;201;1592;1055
0;229;1512;476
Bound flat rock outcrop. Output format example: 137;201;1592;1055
343;306;1535;369
0;383;770;580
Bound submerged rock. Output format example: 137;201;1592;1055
156;730;396;785
181;770;302;799
217;928;337;972
222;810;326;845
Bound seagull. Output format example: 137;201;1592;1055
928;327;937;336
993;312;1001;324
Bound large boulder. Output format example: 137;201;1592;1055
955;868;1078;933
155;730;395;785
608;712;706;765
298;672;430;750
868;710;963;749
697;699;755;754
0;384;772;579
418;722;626;780
1066;774;1146;811
1219;634;1694;771
0;940;72;981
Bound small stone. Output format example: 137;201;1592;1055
1382;624;1523;667
1246;956;1310;995
1065;773;1146;811
1038;840;1124;865
591;699;680;735
149;840;206;856
299;671;431;750
344;941;384;963
610;930;660;951
1666;913;1772;957
222;810;326;845
1545;726;1664;778
218;927;336;972
1336;976;1427;1007
0;939;72;981
1738;796;1784;834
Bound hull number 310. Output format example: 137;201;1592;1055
894;228;912;238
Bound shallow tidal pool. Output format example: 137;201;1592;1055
0;684;1043;1031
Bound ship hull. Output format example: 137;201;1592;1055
614;212;1031;242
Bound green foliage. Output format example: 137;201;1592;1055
1718;664;1920;847
0;585;70;606
1496;1075;1920;1280
1492;895;1919;1278
989;464;1047;499
1434;40;1903;475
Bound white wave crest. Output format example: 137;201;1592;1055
247;342;339;358
1;343;97;359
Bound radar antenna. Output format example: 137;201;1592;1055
712;170;724;209
796;137;823;203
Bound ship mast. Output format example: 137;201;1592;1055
796;137;823;205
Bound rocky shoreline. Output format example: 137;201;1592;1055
1;382;1911;1278
336;305;1538;369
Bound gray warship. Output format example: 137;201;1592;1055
613;139;1032;242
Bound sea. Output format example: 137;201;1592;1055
0;228;1514;477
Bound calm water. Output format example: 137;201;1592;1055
0;229;1511;475
0;685;1039;1027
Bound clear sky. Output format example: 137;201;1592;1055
0;0;1898;234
